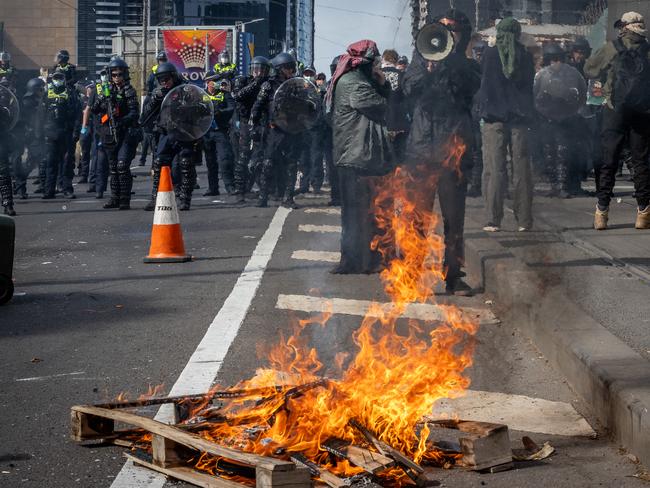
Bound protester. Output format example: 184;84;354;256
328;40;393;274
381;49;410;160
478;17;535;232
403;9;480;295
585;11;650;230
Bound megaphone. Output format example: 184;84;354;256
416;23;455;61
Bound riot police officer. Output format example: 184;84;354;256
0;81;17;215
13;78;46;200
140;62;204;211
202;73;235;196
231;56;271;202
42;71;77;199
90;57;139;210
297;66;324;194
213;51;237;81
147;51;168;94
0;52;17;91
250;52;300;208
53;49;77;88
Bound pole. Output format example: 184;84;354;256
141;0;149;95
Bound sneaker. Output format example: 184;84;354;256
483;224;500;232
636;205;650;230
594;205;609;230
446;278;474;297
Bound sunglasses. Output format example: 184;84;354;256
111;72;124;78
158;75;172;83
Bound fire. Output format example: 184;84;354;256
128;136;478;483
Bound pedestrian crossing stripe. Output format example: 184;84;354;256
275;294;500;326
291;250;340;263
298;224;342;233
304;208;341;215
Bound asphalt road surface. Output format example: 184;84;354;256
0;166;646;487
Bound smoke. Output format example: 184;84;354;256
314;0;413;74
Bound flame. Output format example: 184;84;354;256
127;136;477;482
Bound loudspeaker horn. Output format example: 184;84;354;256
416;23;455;61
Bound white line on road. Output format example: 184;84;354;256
432;390;594;437
291;250;340;263
298;224;342;234
304;208;341;215
15;371;86;382
111;206;292;488
275;294;500;326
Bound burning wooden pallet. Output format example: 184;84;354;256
71;387;518;488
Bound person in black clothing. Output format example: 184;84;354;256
231;56;271;203
12;78;46;201
467;40;487;198
0;52;17;91
42;71;78;200
147;51;168;95
202;73;235;196
381;49;410;161
90;58;139;210
297;66;325;194
54;49;77;88
323;55;342;206
0;80;18;215
403;9;481;295
568;37;591;77
250;52;300;208
141;62;205;211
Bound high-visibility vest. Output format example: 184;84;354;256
47;86;69;100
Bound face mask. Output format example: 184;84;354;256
100;75;108;83
304;76;315;83
53;79;64;88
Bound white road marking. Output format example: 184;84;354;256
304;208;341;215
15;371;86;382
298;224;342;233
110;206;292;488
275;294;500;326
432;390;595;437
291;250;340;263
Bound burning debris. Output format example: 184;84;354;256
70;148;548;486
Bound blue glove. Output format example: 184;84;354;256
80;126;89;137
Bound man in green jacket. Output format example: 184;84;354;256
584;11;650;230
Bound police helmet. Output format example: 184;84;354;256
250;56;271;77
0;52;11;63
56;49;70;63
219;50;231;65
51;71;66;82
107;57;129;81
25;77;46;96
288;48;298;59
156;51;168;62
272;52;297;71
303;66;317;76
397;55;409;65
154;62;179;81
571;37;592;55
472;40;487;52
543;42;565;58
330;55;342;76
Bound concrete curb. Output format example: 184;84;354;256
463;226;650;465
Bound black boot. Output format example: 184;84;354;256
145;162;162;211
445;278;474;296
103;199;120;209
117;161;132;210
3;204;16;216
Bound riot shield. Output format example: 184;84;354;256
272;78;322;134
159;84;214;142
534;65;586;121
0;85;19;132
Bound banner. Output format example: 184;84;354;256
237;32;255;77
162;30;228;84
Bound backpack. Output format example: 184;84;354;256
611;39;650;113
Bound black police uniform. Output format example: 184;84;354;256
42;81;77;198
141;79;202;211
202;89;235;195
0;88;16;213
0;64;17;91
231;74;268;195
250;75;300;207
90;80;139;209
12;88;46;199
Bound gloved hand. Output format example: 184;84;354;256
80;126;89;137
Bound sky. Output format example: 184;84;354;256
313;0;414;74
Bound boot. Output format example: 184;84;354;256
178;200;191;211
636;205;650;230
256;195;268;208
3;204;16;216
594;205;608;231
445;278;474;297
146;163;162;211
103;199;120;209
233;192;246;204
282;197;299;209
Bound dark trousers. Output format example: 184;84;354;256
61;136;77;192
44;133;70;196
234;123;251;194
100;132;133;204
139;132;154;164
79;131;92;178
0;135;13;206
259;127;298;202
598;107;650;208
322;125;339;204
299;128;325;192
539;117;577;192
204;129;235;194
152;134;198;203
336;166;381;273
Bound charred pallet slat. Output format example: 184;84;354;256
322;439;395;474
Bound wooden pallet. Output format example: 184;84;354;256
71;404;311;488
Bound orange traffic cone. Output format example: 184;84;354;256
143;166;191;263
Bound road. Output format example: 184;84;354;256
0;166;645;487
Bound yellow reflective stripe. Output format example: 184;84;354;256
152;65;159;73
47;88;69;99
